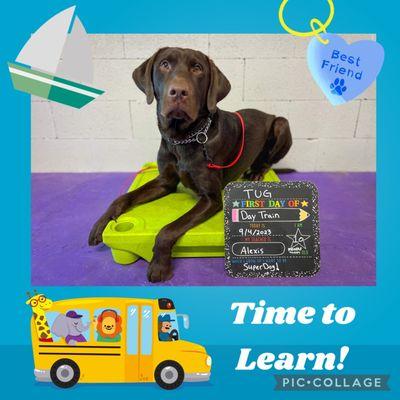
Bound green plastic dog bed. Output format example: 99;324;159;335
102;162;280;265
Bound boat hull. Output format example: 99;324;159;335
8;62;104;108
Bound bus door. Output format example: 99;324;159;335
139;305;154;382
125;304;139;381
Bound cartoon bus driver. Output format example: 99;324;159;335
158;314;175;341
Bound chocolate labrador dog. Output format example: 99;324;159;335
89;47;292;282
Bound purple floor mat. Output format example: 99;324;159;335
31;172;375;286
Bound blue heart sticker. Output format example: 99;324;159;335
307;33;384;105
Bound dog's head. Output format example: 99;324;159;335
132;47;231;131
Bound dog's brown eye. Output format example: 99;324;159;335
160;60;170;70
192;63;203;73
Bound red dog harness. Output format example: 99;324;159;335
207;111;246;169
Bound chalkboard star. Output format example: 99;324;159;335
232;201;240;207
286;228;311;250
301;200;309;207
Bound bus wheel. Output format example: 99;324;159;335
155;360;184;390
50;358;80;388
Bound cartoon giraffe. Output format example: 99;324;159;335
26;290;54;342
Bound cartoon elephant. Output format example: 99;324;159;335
51;310;91;345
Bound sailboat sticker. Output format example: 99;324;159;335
8;6;104;108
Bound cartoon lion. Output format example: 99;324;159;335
96;309;122;342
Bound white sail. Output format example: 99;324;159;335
16;6;75;74
56;17;93;84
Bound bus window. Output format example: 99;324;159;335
48;309;90;345
46;312;63;343
158;311;180;341
127;305;138;354
94;308;122;343
141;306;152;355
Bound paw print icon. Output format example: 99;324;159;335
330;78;347;95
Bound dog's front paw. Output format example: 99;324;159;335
242;166;269;182
246;172;265;181
147;259;173;283
88;215;111;246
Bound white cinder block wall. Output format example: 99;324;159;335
31;34;376;172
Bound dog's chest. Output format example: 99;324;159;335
178;169;199;193
169;145;204;193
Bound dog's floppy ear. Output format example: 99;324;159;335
132;48;165;104
207;59;231;114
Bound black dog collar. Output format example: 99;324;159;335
165;114;213;146
164;111;246;170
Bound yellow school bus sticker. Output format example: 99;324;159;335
26;294;212;389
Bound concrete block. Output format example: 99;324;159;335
124;34;209;59
245;58;324;100
130;101;159;140
213;58;244;109
356;100;376;138
52;101;132;139
209;34;295;59
316;138;376;171
31;101;56;139
93;59;145;101
217;100;290;120
288;100;359;139
31;138;160;172
275;138;319;171
89;34;125;58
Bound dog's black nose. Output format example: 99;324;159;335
168;86;189;99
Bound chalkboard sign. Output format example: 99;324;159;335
224;181;320;278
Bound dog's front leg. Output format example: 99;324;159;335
88;173;178;246
148;193;222;282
